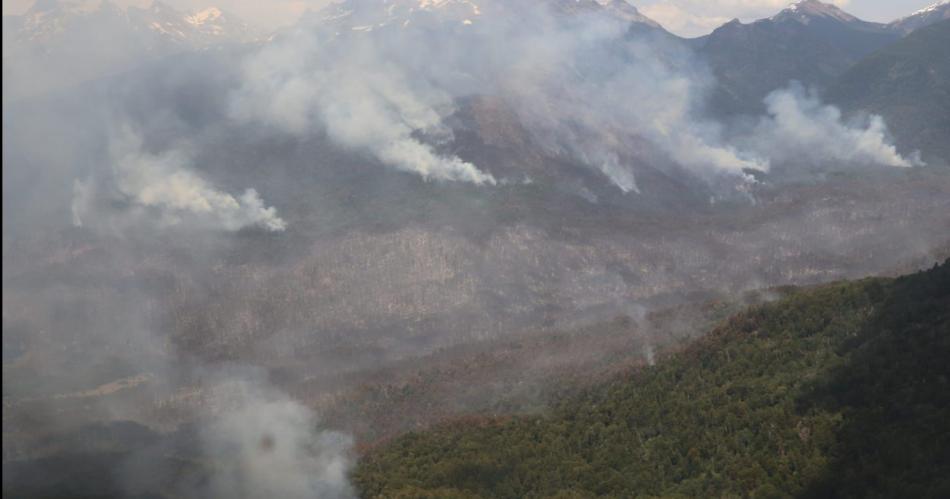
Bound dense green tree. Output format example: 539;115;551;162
355;260;950;498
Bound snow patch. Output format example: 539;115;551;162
185;7;223;26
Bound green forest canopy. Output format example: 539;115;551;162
355;260;950;498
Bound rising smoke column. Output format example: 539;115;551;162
742;83;924;168
190;375;354;499
229;0;769;193
229;0;918;196
72;127;287;232
231;27;496;185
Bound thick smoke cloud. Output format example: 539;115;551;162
193;374;354;499
229;0;915;195
228;1;771;192
231;29;497;185
72;127;287;232
494;8;767;190
2;2;940;498
740;84;924;168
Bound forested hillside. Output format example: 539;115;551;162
828;19;950;163
355;260;950;498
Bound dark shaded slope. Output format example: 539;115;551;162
697;3;899;116
355;260;950;498
801;260;950;497
827;19;950;164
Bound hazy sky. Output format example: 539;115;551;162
1;0;940;36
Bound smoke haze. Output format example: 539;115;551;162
192;373;354;499
73;127;287;232
739;83;924;169
226;0;919;194
2;1;947;498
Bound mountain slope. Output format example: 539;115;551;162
827;19;950;163
888;0;950;35
697;0;899;115
305;0;665;35
355;259;950;498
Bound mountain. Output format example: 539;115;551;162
3;1;950;496
696;0;899;115
2;0;255;99
126;2;254;47
276;0;709;207
183;6;253;40
304;0;664;34
8;0;254;50
888;0;950;35
828;19;950;164
770;0;864;24
355;259;950;497
594;0;662;29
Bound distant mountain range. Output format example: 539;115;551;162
6;0;254;50
2;0;255;98
6;0;947;58
302;0;665;37
5;0;949;106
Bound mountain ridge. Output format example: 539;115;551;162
303;0;666;35
888;0;950;34
11;0;256;47
695;0;899;115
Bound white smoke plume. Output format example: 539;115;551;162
742;84;924;168
73;127;287;232
71;178;95;227
231;29;496;185
194;376;354;499
227;0;918;194
229;1;769;193
497;16;767;189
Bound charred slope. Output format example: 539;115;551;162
355;259;950;498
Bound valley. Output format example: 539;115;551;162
3;0;949;497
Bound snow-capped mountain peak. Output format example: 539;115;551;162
308;0;662;33
185;7;223;26
888;0;950;35
10;1;255;48
182;5;253;39
594;0;661;28
771;0;860;24
309;0;483;30
911;0;950;17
